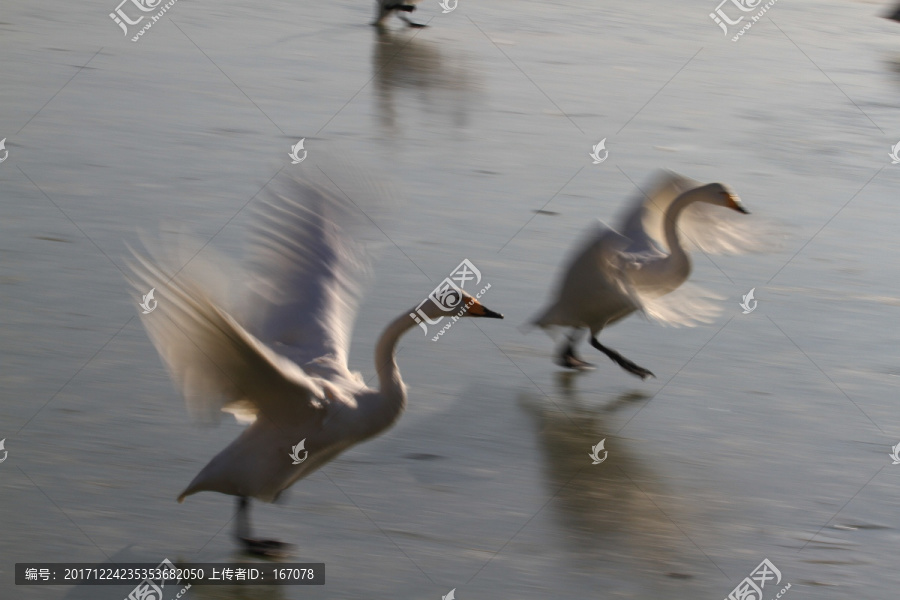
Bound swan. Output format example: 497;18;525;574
128;173;502;556
531;171;753;378
372;0;426;28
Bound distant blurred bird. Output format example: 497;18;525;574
531;171;755;378
372;0;426;27
129;173;502;556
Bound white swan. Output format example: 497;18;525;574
128;174;502;555
531;171;753;378
373;0;426;28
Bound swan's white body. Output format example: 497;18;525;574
129;175;500;506
532;171;755;375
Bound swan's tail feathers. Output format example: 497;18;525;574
177;419;300;504
529;307;553;330
529;304;572;333
177;467;226;504
177;472;214;504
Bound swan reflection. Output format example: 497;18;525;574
372;29;477;132
519;377;698;582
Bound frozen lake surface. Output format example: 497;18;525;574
2;0;900;598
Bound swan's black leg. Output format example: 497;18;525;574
234;497;291;557
589;336;655;380
371;3;391;27
235;496;250;541
556;329;594;370
396;6;426;27
399;14;427;27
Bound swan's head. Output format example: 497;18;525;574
693;182;749;214
413;291;504;322
463;294;504;319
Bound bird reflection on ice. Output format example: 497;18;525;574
372;29;477;133
518;375;702;583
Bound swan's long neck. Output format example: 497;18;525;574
371;311;416;429
664;193;698;256
647;192;697;293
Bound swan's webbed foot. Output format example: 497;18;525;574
239;537;292;558
589;337;655;380
234;496;292;558
623;362;655;380
556;344;595;370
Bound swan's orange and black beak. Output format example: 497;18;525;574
724;192;750;214
466;299;504;319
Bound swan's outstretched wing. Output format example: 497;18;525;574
242;174;371;370
127;250;329;425
620;169;778;255
638;283;724;327
676;200;778;255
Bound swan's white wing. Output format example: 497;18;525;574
620;169;781;255
243;174;371;370
127;250;328;425
599;233;649;313
676;201;780;255
638;283;724;327
617;170;704;254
